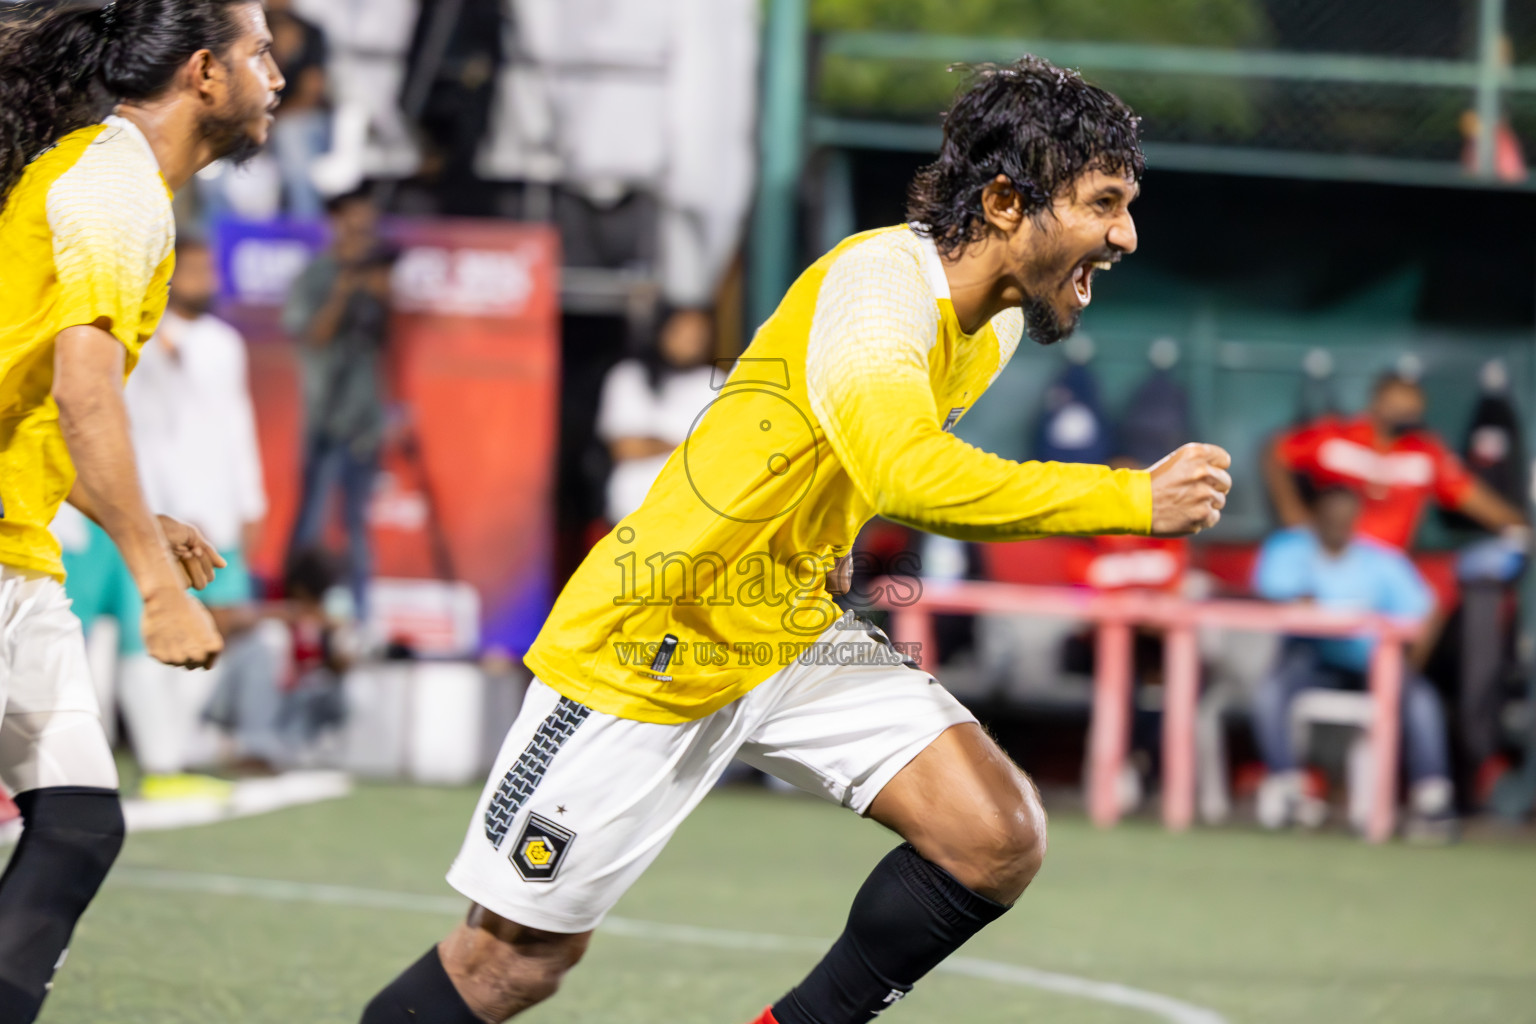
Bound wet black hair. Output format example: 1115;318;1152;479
0;0;255;210
907;55;1144;259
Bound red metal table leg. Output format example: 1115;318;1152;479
1366;640;1405;843
1161;624;1200;832
1088;619;1134;828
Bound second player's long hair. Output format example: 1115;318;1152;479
0;0;248;211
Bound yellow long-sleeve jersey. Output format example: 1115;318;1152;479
528;225;1152;723
0;117;175;579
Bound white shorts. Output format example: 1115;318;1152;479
447;620;975;934
0;568;117;793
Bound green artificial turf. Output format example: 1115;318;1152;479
30;784;1536;1023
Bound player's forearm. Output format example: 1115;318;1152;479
55;329;184;598
856;431;1152;540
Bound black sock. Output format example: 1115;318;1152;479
0;787;124;1024
772;843;1009;1024
361;945;483;1024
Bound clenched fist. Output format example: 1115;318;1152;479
142;588;224;670
1149;443;1232;536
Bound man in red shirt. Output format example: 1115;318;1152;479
1265;373;1525;549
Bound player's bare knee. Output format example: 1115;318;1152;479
960;775;1047;903
441;910;590;1021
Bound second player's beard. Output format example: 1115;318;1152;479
198;93;268;167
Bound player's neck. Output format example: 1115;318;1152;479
114;103;217;192
939;235;1019;335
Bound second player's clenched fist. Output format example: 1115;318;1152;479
1148;443;1232;536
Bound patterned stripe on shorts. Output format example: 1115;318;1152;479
483;697;592;848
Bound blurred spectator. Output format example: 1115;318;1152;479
1264;371;1526;549
205;549;353;769
595;308;717;524
402;0;503;215
284;188;393;617
1032;355;1112;466
267;0;332;218
122;238;271;790
128;238;267;611
277;550;352;752
1250;486;1455;841
1115;338;1191;469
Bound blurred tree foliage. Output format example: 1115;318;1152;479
812;0;1271;137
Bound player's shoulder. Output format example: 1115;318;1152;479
822;225;931;283
46;117;172;230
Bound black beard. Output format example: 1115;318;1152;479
199;104;265;167
1022;293;1079;346
218;131;265;168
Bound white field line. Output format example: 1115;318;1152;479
0;772;352;848
110;867;1229;1024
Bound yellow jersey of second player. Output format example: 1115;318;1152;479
528;225;1153;724
0;117;176;579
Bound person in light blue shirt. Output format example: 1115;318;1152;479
1251;486;1453;839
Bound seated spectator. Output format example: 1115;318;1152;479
595;308;718;524
1251;486;1455;841
1264;371;1524;550
204;549;354;769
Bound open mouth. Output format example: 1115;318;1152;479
1070;258;1115;308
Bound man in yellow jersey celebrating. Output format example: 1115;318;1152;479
363;57;1231;1024
0;2;282;1018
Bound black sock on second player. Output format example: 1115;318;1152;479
361;945;483;1024
772;843;1009;1024
0;786;125;1024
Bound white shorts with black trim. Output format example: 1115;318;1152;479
446;619;975;934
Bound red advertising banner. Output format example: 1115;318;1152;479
216;218;559;654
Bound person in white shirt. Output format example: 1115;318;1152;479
128;238;268;573
594;308;719;524
121;237;274;785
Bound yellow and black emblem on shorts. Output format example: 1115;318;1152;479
512;813;576;882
